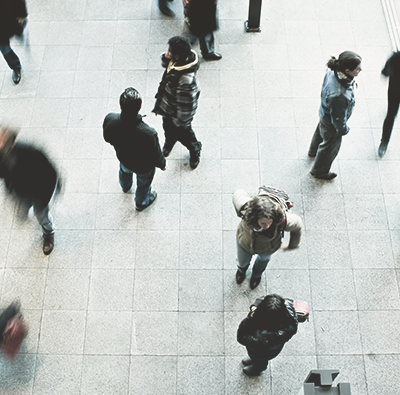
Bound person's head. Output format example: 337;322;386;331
119;87;142;115
243;195;285;230
0;126;18;157
252;294;288;329
166;36;191;63
327;51;362;77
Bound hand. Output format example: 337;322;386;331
17;17;25;24
162;163;167;171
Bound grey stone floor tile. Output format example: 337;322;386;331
129;356;177;395
310;269;357;311
385;194;400;229
283;0;317;19
353;20;390;46
81;355;130;395
21;309;43;354
318;21;355;45
26;22;50;46
30;98;71;127
0;193;16;231
28;0;54;21
152;159;183;194
204;44;253;71
52;0;87;21
178;312;224;355
98;159;123;194
391;230;400;268
338;128;377;160
223;230;237;270
88;269;134;311
81;21;116;46
221;98;257;128
72;71;110;98
293;97;320;128
133;269;178;311
0;353;36;394
290;70;325;99
110;70;147;98
314;311;362;355
340;160;382;194
116;21;150;45
192;97;221;127
271;356;317;395
287;44;324;71
285;20;321;46
218;20;253;45
256;98;295;127
360;71;387;99
180;159;221;194
131;312;177;355
44;269;90;310
112;45;148;70
379;160;400;194
267;269;311;302
149;20;185;44
348;98;371;129
224;312;245;356
317;355;367;395
68;97;109;127
222;193;242;231
354;269;400;310
63;128;104;159
14;45;46;72
177;357;225;395
41;45;79;71
220;70;254;98
0;70;40;99
252;45;288;70
270;239;309;270
85;311;132;355
47;21;83;45
366;98;387;128
221;128;258;159
62;159;101;194
33;354;82;395
258;127;298;160
280;320;316;357
118;0;152;20
179;270;223;312
38;310;86;354
221;160;260;194
364;354;400;395
0;98;35;127
76;46;113;71
359;310;400;354
85;0;118;20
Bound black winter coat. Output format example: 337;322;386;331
0;142;58;207
0;0;28;44
186;0;218;37
103;113;166;174
237;297;298;362
382;51;400;95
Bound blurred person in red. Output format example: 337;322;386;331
0;126;60;255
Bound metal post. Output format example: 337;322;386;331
245;0;262;32
297;370;352;395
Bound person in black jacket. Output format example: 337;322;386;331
0;0;28;84
237;294;298;376
0;126;59;255
103;88;166;211
183;0;221;61
378;52;400;157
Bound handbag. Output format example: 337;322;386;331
293;300;310;323
1;314;27;360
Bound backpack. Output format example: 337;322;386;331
258;185;293;210
1;315;27;360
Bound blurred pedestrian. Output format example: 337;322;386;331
103;88;166;211
0;126;59;255
378;51;400;157
0;0;28;84
237;294;298;376
233;189;302;289
159;0;175;17
308;51;362;180
183;0;222;61
153;36;202;169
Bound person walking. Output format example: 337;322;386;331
308;51;362;180
0;126;60;255
0;0;28;84
233;189;303;290
183;0;222;61
237;294;298;376
153;36;202;169
378;51;400;157
103;88;166;211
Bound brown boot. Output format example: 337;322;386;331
43;234;54;255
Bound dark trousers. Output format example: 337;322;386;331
188;32;215;57
0;43;21;70
309;120;342;176
162;117;202;154
381;86;400;144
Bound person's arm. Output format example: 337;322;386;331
153;133;167;170
330;95;350;135
102;115;115;145
232;189;251;217
282;212;303;250
174;75;199;127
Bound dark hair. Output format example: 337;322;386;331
243;195;285;228
119;87;142;114
327;51;362;72
252;294;288;330
168;36;191;61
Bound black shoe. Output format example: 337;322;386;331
243;365;263;376
308;151;316;158
249;276;261;290
190;150;201;169
159;6;175;16
203;52;222;61
242;357;253;366
310;172;337;180
378;141;388;157
236;269;246;284
12;68;21;84
136;191;157;211
162;144;173;158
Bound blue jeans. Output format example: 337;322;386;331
119;163;155;208
236;241;272;279
188;32;215;57
0;44;21;70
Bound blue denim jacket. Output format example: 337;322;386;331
319;69;355;135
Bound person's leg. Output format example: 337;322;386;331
135;168;156;208
158;0;174;16
162;117;179;156
236;240;252;273
308;123;323;157
381;88;400;147
0;43;21;70
34;203;55;255
119;163;134;193
251;253;272;278
199;33;215;56
176;122;202;168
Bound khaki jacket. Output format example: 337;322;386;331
233;189;303;255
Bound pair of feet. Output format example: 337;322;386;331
308;152;337;180
242;357;264;376
163;145;201;169
236;270;261;290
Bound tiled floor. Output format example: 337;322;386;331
0;0;399;394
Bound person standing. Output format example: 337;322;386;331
103;88;166;211
308;51;362;180
153;36;202;169
0;126;59;255
378;51;400;157
233;189;303;290
237;294;298;376
0;0;28;84
183;0;222;61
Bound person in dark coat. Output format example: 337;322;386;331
0;0;28;84
237;294;298;376
378;52;400;157
0;126;59;255
103;88;166;211
183;0;221;60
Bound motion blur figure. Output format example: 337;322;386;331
378;52;400;157
0;126;60;255
0;0;28;84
